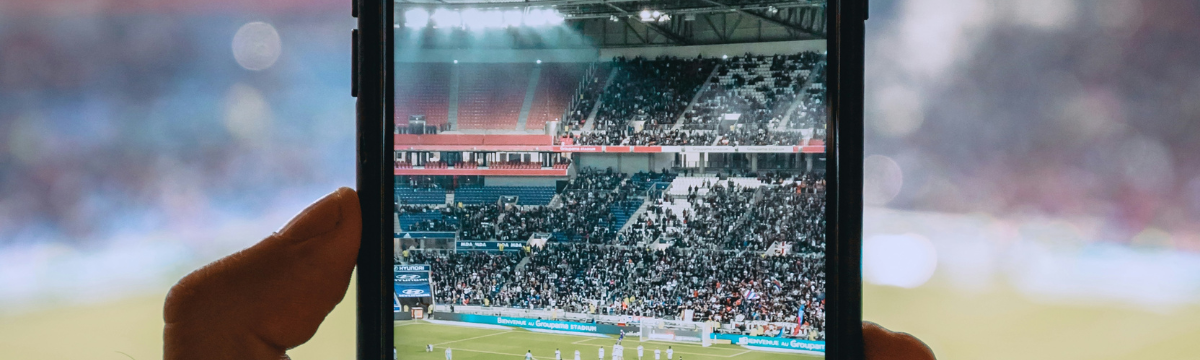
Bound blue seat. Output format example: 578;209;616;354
455;186;556;205
397;212;459;231
395;187;447;205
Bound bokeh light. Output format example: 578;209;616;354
863;233;938;288
231;21;281;71
863;154;903;206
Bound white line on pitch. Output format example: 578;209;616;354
434;330;511;346
725;350;751;357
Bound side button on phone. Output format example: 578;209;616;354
351;29;359;98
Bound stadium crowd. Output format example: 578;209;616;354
563;64;610;127
592;56;715;132
406;250;524;307
394;167;827;339
400;243;826;340
716;129;806;146
626;172;826;252
424;168;639;243
570;129;717;146
564;52;825;147
621;247;826;337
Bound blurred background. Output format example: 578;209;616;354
3;0;1200;359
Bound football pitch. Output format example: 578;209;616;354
395;320;822;360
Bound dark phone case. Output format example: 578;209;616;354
355;1;866;359
823;1;866;359
355;0;395;358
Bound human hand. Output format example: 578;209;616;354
164;187;361;360
864;321;936;360
161;187;932;360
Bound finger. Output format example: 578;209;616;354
164;187;362;360
863;321;936;360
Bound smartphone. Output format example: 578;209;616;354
355;1;865;359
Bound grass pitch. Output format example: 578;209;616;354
395;320;821;360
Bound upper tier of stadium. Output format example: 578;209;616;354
396;52;825;147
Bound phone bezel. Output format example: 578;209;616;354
355;1;865;358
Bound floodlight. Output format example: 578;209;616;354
525;9;549;26
503;9;524;27
462;9;485;28
659;14;670;22
405;8;430;28
610;15;619;22
546;11;565;25
651;10;661;18
431;9;461;27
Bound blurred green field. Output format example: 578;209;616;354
2;279;1200;359
393;320;818;360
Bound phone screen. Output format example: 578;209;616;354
390;3;828;358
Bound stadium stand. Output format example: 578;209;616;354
395;187;447;205
526;63;589;130
592;56;716;132
457;64;534;130
455;186;556;206
395;63;451;126
563;63;611;127
407;250;524;307
564;53;826;146
397;208;459;231
400;244;826;340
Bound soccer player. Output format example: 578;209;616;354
526;350;534;360
574;349;581;360
637;345;644;360
445;347;453;360
666;346;673;360
427;344;433;352
619;329;626;341
654;348;661;360
613;342;623;360
599;346;605;360
556;348;562;360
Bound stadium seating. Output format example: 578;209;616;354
629;171;677;192
457;64;534;130
563;63;611;126
395;187;447;205
395;63;451;126
607;200;642;233
397;212;458;231
593;57;715;131
526;63;589;130
455;186;556;205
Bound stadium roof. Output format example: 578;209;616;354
396;0;826;46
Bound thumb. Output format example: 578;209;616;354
863;321;936;360
164;187;362;360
